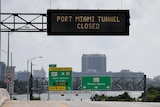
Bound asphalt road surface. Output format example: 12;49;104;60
1;100;160;107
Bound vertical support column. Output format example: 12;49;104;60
0;0;1;62
27;60;29;100
6;32;10;93
29;62;33;100
143;75;147;102
7;32;10;69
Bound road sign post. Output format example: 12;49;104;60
5;73;13;83
49;67;72;91
82;76;111;90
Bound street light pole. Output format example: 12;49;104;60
30;61;33;100
1;32;13;99
7;32;10;70
6;32;10;93
27;59;29;100
27;56;43;100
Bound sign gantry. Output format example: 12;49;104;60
1;9;130;36
0;13;47;32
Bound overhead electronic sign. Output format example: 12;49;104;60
47;9;130;35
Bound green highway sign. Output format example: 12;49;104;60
49;64;57;68
82;76;111;90
49;67;72;91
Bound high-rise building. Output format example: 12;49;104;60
82;54;106;72
0;62;6;81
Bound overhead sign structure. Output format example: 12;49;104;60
49;67;72;91
47;9;130;35
82;76;111;90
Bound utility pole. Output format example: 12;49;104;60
143;75;147;102
28;56;42;100
0;0;1;62
29;62;33;100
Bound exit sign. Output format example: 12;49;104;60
49;67;72;91
82;76;111;90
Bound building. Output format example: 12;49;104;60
0;62;6;81
16;67;46;81
73;69;144;78
82;54;106;72
16;71;29;81
33;67;46;78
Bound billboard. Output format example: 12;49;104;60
47;9;130;35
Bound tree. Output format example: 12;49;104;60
0;81;7;88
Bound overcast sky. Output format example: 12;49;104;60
1;0;160;78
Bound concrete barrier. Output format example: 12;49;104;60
0;88;10;106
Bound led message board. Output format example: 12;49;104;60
47;9;130;35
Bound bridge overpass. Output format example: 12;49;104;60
0;88;160;107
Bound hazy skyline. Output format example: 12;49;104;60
1;0;160;78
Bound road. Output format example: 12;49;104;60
1;100;160;107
